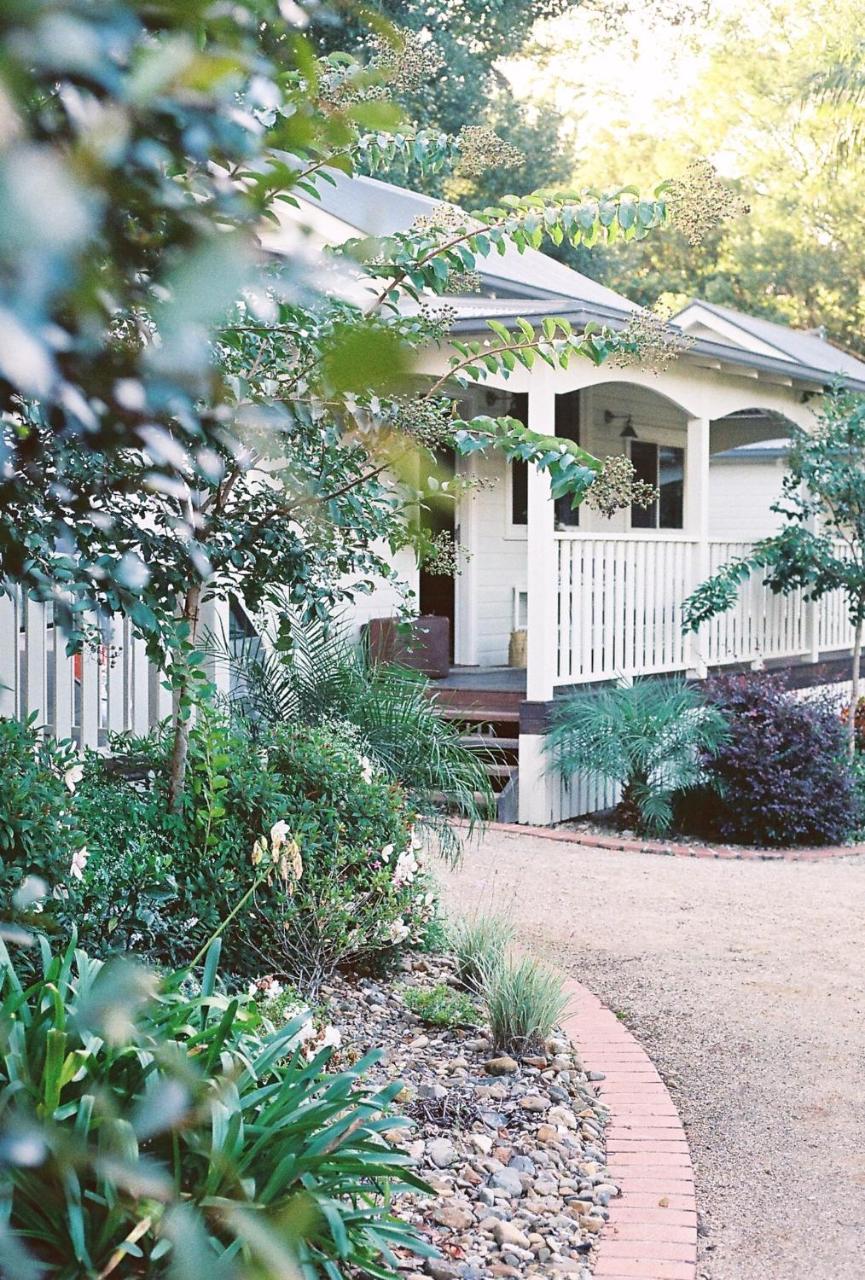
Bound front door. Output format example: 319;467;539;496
418;448;456;662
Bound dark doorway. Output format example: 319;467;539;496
419;447;456;661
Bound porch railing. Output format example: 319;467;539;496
554;533;854;686
0;590;232;749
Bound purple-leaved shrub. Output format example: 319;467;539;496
678;673;860;847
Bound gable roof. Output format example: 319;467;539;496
284;170;638;317
270;170;865;393
673;300;865;388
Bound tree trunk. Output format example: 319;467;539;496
166;582;203;812
849;618;863;760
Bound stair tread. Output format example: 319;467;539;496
440;707;520;723
460;734;519;750
484;763;516;780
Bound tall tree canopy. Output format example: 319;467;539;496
509;0;865;352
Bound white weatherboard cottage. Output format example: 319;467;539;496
284;175;864;824
3;174;863;826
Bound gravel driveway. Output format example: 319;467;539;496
444;828;865;1280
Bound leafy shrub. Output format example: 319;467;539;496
450;912;514;990
0;936;433;1280
547;678;729;835
0;714;81;916
227;620;493;860
678;673;860;846
236;723;438;993
403;983;480;1027
481;955;568;1055
50;710;440;988
66;754;188;958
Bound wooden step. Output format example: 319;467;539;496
440;706;520;724
459;734;519;751
431;687;524;713
484;763;516;782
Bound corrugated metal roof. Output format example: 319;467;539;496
297;171;638;316
677;301;865;385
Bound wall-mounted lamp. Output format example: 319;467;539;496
604;410;638;439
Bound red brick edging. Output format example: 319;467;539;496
561;976;697;1280
481;820;864;862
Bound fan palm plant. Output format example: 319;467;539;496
547;677;729;836
223;620;492;861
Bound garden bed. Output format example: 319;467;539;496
558;813;865;860
317;952;617;1279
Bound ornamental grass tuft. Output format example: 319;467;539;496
449;911;514;990
481;954;569;1055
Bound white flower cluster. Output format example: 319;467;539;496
248;975;342;1059
381;828;436;947
70;846;89;881
251;820;303;886
393;828;424;887
63;762;84;793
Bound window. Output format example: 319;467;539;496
509;390;582;528
554;390;581;529
630;441;684;529
509;392;529;526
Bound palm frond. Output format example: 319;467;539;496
547;677;729;835
218;619;492;860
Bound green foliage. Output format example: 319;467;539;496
228;621;493;859
0;0;730;813
346;188;669;307
449;913;515;991
683;390;865;755
547;677;730;835
0;0;676;647
65;755;186;959
546;0;865;355
318;0;575;202
0;937;433;1280
403;983;480;1028
48;710;437;989
235;724;435;994
0;716;80;917
481;955;568;1055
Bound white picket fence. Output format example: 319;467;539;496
555;533;855;685
0;592;231;749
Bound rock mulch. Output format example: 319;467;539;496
322;953;618;1279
